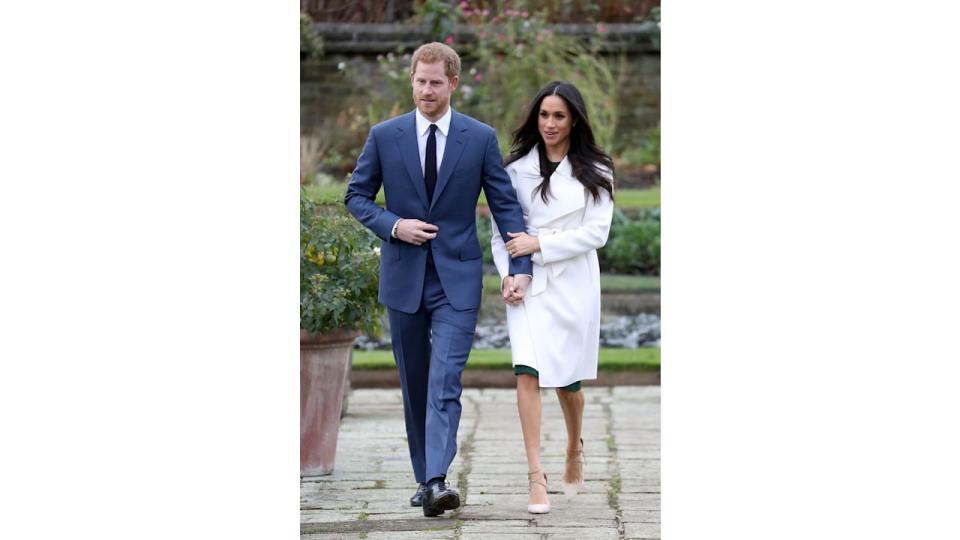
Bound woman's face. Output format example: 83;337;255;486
537;95;573;150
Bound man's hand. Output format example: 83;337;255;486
501;276;515;303
505;232;540;257
501;274;531;305
511;274;531;296
395;219;438;245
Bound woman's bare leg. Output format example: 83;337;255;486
517;374;548;507
556;387;585;488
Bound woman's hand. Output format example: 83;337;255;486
501;276;524;305
505;232;540;257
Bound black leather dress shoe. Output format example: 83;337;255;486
422;481;460;517
410;483;425;507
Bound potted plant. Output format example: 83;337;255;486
300;192;382;476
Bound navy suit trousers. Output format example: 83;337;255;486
388;257;478;483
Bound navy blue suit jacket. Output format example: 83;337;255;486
345;109;532;314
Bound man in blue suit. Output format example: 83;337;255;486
346;42;532;517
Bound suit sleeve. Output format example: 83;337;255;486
344;129;401;242
481;131;533;276
534;183;615;265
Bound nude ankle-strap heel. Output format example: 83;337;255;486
527;469;550;514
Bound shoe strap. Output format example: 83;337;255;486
567;438;586;464
528;469;548;489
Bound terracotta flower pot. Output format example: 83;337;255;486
300;328;359;476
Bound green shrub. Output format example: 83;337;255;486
597;207;629;271
457;1;618;155
300;13;323;59
357;1;619;157
599;208;660;275
417;0;458;41
648;7;661;50
477;206;660;276
616;124;659;168
300;192;383;334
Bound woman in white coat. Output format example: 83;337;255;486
491;82;615;514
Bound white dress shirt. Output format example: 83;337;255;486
415;106;451;178
391;107;451;238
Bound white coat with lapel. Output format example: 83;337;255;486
490;146;615;387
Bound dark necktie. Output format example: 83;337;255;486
425;124;438;203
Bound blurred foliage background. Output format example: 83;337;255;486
301;0;660;277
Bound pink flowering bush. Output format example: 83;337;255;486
346;1;619;158
456;0;617;154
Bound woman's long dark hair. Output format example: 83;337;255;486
504;81;615;204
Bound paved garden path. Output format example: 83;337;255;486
301;386;660;539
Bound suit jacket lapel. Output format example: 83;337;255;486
431;111;467;209
395;113;429;209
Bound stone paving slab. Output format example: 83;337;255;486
624;521;662;539
301;386;660;538
459;525;621;539
303;533;455;540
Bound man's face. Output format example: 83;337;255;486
411;61;458;122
